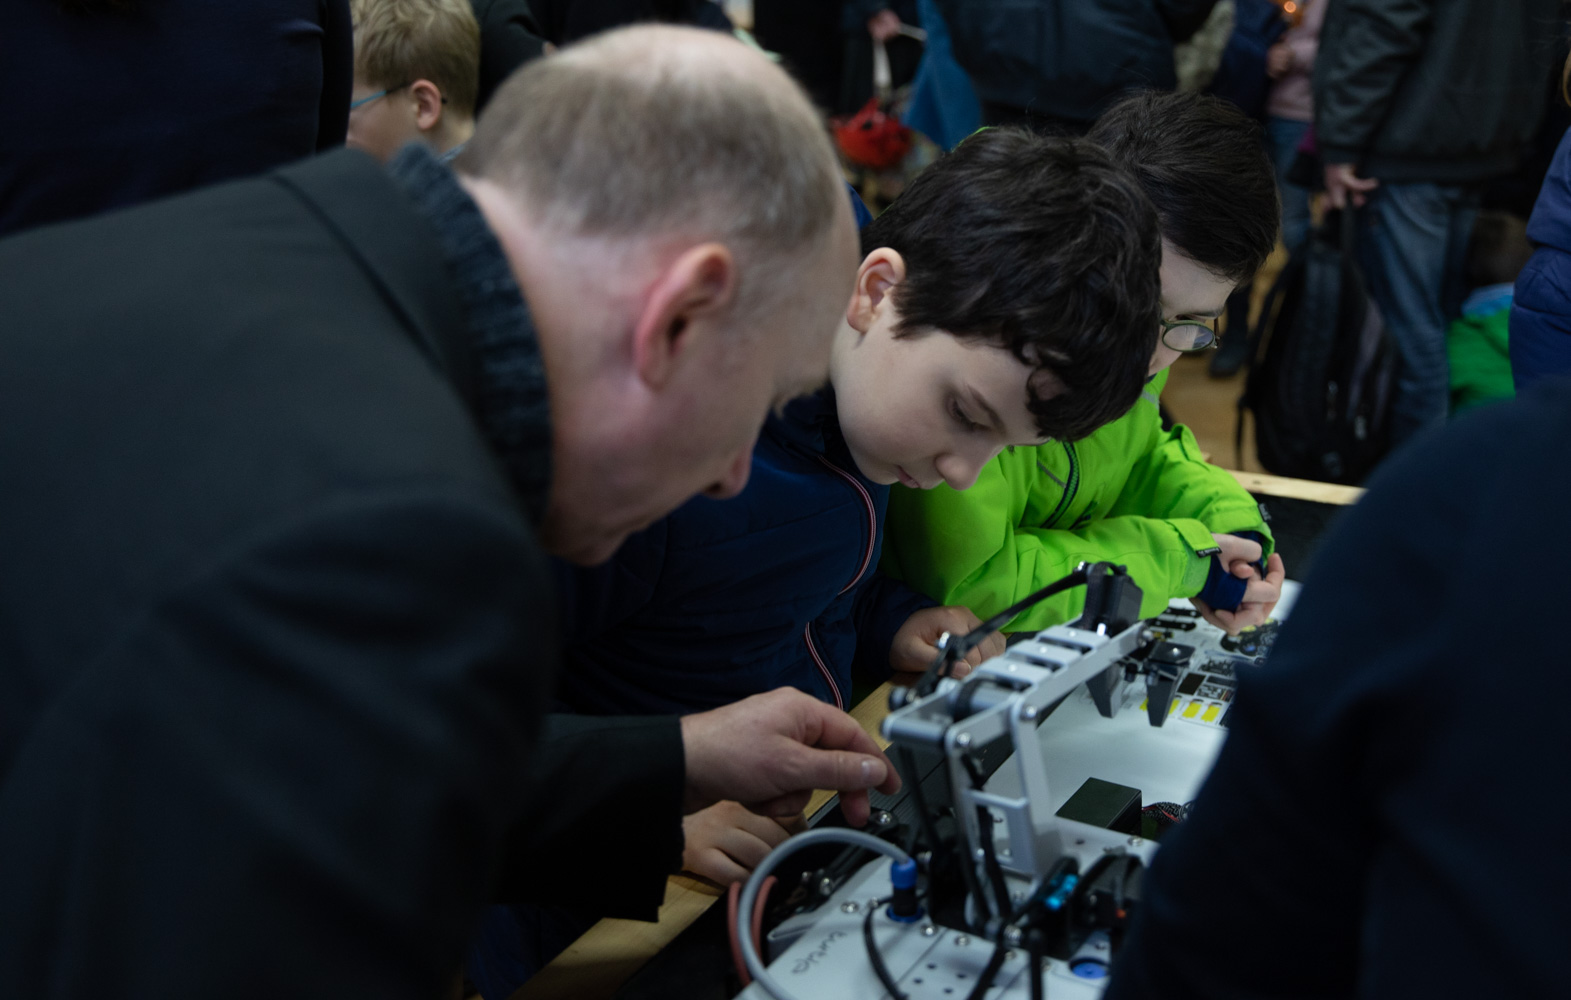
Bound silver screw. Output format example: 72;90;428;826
874;810;893;826
922;924;938;937
1022;705;1039;720
1127;836;1144;847
841;901;860;914
1004;927;1023;947
955;935;971;947
955;733;973;748
818;877;835;896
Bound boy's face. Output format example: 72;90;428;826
346;77;424;162
831;250;1050;492
1149;242;1237;376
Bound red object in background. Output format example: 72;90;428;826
833;97;912;171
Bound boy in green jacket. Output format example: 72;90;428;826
884;93;1288;635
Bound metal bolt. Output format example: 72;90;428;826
974;848;988;861
955;935;971;947
955;733;973;748
1022;705;1039;721
874;810;893;826
841;901;860;914
818;877;835;897
1127;836;1144;847
1003;927;1023;947
922;924;938;937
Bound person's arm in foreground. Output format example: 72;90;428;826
0;493;553;1000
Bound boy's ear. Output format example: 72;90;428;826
630;243;737;390
845;248;906;335
410;79;445;132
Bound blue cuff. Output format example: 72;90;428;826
1198;557;1249;612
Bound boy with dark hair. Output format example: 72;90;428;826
346;0;481;162
885;91;1288;637
551;127;1164;884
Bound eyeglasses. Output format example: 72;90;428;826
1160;317;1222;353
350;83;411;110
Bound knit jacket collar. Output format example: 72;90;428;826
385;144;553;523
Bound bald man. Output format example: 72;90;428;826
0;27;888;1000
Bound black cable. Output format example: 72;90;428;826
962;754;1015;926
1029;935;1045;1000
862;896;908;1000
915;568;1094;696
963;938;1010;1000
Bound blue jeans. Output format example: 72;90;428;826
1357;181;1479;448
1265;117;1312;252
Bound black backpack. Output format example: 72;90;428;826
1238;210;1398;484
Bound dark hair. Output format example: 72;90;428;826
1088;91;1279;284
861;128;1163;442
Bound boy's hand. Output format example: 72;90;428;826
1194;552;1286;634
891;605;1007;679
681;801;804;886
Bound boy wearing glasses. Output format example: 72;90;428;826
884;92;1289;637
346;0;479;163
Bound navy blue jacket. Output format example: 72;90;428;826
1510;127;1571;392
554;390;936;715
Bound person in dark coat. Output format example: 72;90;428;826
1510;122;1571;391
469;0;549;112
1106;376;1571;998
934;0;1218;133
0;0;353;237
0;27;898;999
1314;0;1562;449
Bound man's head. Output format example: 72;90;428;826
456;26;856;564
347;0;480;161
1088;92;1280;374
830;129;1163;492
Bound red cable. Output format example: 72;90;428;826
751;875;778;955
727;880;749;987
727;874;780;988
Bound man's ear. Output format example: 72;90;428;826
410;79;445;132
845;248;905;335
630;243;737;389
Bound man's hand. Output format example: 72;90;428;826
1194;552;1286;634
679;688;900;826
867;8;902;42
891;605;1007;679
1324;163;1379;210
1266;41;1294;79
1211;532;1265;577
681;801;804;886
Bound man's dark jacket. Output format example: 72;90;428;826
0;150;680;999
1106;380;1571;997
1313;0;1563;183
934;0;1218;124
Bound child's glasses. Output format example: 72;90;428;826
1160;317;1222;352
350;83;412;110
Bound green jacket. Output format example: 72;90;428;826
883;369;1273;632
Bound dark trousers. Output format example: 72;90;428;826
1357;182;1479;448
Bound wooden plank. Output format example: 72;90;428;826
1224;469;1364;507
514;683;898;1000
